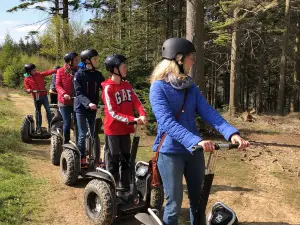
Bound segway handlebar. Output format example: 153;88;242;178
49;104;58;109
33;90;47;93
192;143;240;151
25;90;47;93
127;121;138;125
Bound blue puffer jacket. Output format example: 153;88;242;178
149;80;239;154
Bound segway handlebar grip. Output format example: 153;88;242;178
127;121;137;125
31;90;47;93
192;143;240;151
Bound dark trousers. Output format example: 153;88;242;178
34;95;52;130
50;93;58;104
76;111;96;157
59;106;73;143
105;134;131;188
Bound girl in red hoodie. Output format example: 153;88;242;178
24;63;57;133
56;52;79;143
102;54;147;189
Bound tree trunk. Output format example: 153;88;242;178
277;0;290;115
186;0;205;94
54;0;61;63
229;8;241;116
207;65;213;104
246;76;249;109
118;0;126;49
146;7;148;62
257;31;265;113
291;15;300;112
224;72;230;105
62;0;69;50
213;69;217;108
166;0;173;38
268;73;271;111
241;51;247;111
55;0;59;14
177;0;184;37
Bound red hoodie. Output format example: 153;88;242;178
102;79;147;135
24;69;56;98
56;65;75;105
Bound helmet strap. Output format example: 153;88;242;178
112;67;125;80
85;59;95;70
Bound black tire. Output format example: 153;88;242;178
20;118;31;143
60;149;79;186
50;135;62;166
84;179;115;225
150;186;164;211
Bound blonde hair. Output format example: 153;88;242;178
150;54;186;84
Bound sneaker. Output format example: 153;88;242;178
36;129;42;135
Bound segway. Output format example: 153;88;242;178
49;104;64;165
59;107;102;185
20;90;53;143
83;121;164;224
49;98;77;166
135;143;240;225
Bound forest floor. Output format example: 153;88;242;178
2;88;300;225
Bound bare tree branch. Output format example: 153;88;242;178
13;17;51;28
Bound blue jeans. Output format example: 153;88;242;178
34;95;52;130
157;151;206;225
76;111;96;157
59;106;73;143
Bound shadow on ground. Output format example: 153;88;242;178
183;184;253;195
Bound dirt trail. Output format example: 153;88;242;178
10;93;138;225
204;133;300;224
10;93;300;225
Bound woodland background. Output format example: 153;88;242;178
0;0;299;121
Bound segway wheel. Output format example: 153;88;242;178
150;186;164;211
60;149;79;186
20;117;32;143
50;135;62;166
84;179;115;225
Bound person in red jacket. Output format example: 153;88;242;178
24;63;57;133
102;54;147;189
56;52;80;143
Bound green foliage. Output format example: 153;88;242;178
1;51;54;89
0;96;44;224
3;59;23;88
0;34;18;72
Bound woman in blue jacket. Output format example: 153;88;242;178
149;38;249;225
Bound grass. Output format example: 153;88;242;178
0;91;44;225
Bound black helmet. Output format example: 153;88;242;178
80;49;99;62
64;52;78;63
24;63;36;74
104;54;126;73
54;66;61;70
162;38;195;60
